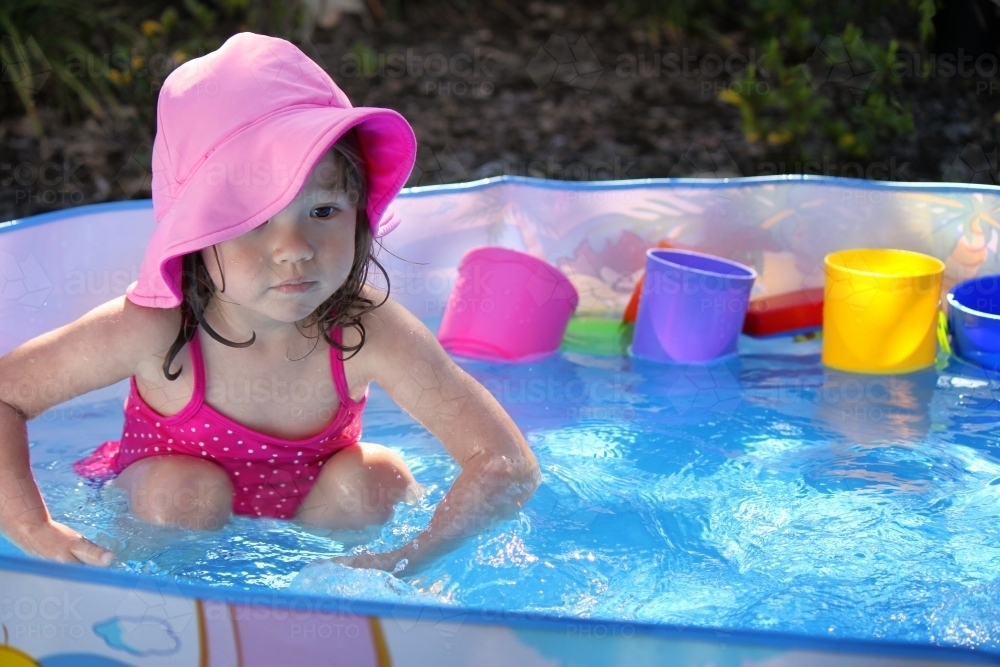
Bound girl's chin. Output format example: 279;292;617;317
269;306;321;323
253;299;321;321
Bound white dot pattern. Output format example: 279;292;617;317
71;327;368;519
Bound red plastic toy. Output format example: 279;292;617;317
742;288;824;337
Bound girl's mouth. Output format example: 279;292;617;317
272;281;317;294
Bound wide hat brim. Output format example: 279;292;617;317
127;104;416;309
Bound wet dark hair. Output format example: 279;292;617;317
160;128;390;381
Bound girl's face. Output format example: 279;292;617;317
201;149;358;329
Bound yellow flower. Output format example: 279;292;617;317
746;131;761;143
838;133;857;148
766;130;792;146
109;70;133;85
172;50;188;64
994;110;1000;123
132;55;144;70
718;89;743;106
141;20;162;36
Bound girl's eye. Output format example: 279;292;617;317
313;206;339;218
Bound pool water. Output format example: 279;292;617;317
5;318;1000;652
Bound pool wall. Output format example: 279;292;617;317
2;175;1000;665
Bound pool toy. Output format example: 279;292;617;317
822;248;945;374
742;287;824;337
630;248;757;363
938;310;953;357
436;246;579;363
560;316;633;355
4;175;1000;666
622;240;674;324
947;274;1000;369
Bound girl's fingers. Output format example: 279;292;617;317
69;538;114;567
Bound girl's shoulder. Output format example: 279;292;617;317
0;296;183;420
343;285;443;387
341;284;394;353
128;301;188;382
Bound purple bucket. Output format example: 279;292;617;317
630;248;757;363
437;246;579;363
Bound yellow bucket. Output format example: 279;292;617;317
822;248;944;374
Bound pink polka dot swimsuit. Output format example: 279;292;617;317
73;325;367;519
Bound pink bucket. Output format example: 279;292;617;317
437;247;579;363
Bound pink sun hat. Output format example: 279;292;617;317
126;31;418;308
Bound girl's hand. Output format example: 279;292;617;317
331;547;412;575
16;519;114;567
351;290;542;572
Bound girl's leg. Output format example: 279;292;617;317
113;455;233;530
295;442;422;531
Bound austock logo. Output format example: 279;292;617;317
943;143;1000;185
803;34;879;94
116;143;154;197
1;34;52;96
407;144;469;187
527;35;603;92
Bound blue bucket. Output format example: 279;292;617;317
947;275;1000;369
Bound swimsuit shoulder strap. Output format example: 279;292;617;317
187;326;207;404
330;326;361;408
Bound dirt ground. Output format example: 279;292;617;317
2;1;999;223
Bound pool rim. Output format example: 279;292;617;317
1;551;998;663
5;173;1000;229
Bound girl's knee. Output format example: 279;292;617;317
355;443;421;504
118;455;233;530
297;443;420;530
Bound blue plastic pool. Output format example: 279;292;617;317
3;176;1000;665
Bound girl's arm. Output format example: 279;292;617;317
335;293;541;575
0;297;164;565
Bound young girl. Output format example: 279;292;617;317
0;32;540;575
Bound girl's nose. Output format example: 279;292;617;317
269;221;315;264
